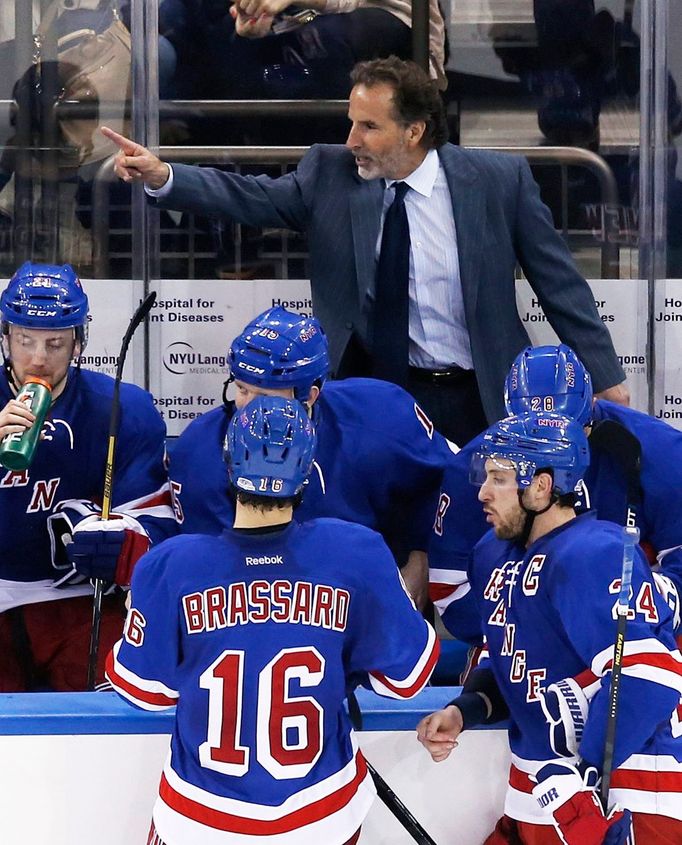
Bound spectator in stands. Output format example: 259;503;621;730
102;56;628;444
226;0;446;98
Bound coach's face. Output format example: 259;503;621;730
346;82;426;181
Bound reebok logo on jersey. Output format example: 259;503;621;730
245;555;284;566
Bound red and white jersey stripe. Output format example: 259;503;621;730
428;567;471;616
505;749;682;823
106;641;179;711
591;638;682;695
117;482;176;523
152;735;376;845
368;623;439;698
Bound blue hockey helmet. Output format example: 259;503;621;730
225;395;317;498
0;262;89;350
504;344;593;426
470;411;589;496
227;306;329;401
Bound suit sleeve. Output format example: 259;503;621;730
105;545;181;710
110;385;177;547
344;530;440;699
152;145;325;231
548;539;682;769
512;157;624;393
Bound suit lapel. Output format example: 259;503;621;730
349;177;384;304
440;145;485;320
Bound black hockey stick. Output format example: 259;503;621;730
367;759;438;845
588;420;642;808
86;291;157;690
347;693;438;844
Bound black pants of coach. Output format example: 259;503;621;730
336;334;489;447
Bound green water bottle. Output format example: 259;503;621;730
0;376;53;470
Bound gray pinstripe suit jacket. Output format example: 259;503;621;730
158;143;624;422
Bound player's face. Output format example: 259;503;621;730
346;83;425;180
7;325;78;392
478;458;527;541
233;379;294;410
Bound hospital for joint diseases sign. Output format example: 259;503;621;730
19;276;682;437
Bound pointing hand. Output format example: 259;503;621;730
101;126;171;190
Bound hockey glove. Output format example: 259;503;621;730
66;514;150;586
532;761;632;845
540;677;589;758
48;500;101;587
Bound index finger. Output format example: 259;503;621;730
101;126;139;154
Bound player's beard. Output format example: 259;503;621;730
492;503;527;542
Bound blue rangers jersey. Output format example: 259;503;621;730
0;367;176;608
589;400;682;628
469;512;682;825
430;400;682;640
106;519;439;845
428;433;488;642
169;378;448;555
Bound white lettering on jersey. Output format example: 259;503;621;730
0;469;29;487
169;480;184;524
433;493;451;537
42;418;75;449
522;554;546;595
181;580;350;634
488;599;507;626
510;650;526;683
501;623;515;656
27;478;61;513
526;669;547;703
124;609;146;647
484;565;509;603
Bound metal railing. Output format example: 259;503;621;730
92;144;620;278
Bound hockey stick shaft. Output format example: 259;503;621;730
86;292;157;690
366;759;438;845
600;524;639;806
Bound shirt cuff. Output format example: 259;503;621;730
144;165;174;197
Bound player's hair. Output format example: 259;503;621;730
535;467;578;509
235;490;303;511
350;56;449;149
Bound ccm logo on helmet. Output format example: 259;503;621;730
27;307;58;317
237;362;266;374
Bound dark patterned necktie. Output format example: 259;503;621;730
372;181;410;386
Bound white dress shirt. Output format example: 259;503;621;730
382;149;473;370
150;154;474;369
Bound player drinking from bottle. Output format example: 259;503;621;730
0;262;176;691
418;411;682;844
107;395;439;845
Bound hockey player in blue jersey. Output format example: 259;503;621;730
430;344;682;642
418;412;682;845
107;395;439;845
0;263;176;691
169;305;450;608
